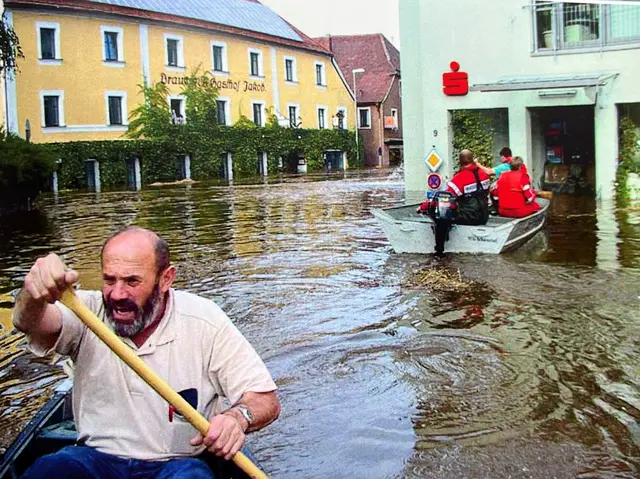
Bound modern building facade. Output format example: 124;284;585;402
400;0;640;200
3;0;354;145
316;34;402;168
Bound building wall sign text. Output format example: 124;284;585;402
160;73;266;93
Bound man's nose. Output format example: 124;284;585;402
110;282;128;301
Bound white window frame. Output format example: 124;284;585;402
216;96;231;126
104;91;128;126
357;107;372;129
36;21;61;65
287;103;300;128
248;48;264;78
284;56;298;83
168;94;187;121
251;100;266;127
336;106;348;130
314;61;326;87
100;25;124;66
164;33;185;71
40;90;65;128
317;105;328;130
211;40;229;74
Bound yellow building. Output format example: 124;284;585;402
3;0;354;144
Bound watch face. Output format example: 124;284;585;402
238;406;254;423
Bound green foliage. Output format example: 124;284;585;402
0;130;56;210
126;82;173;140
451;110;495;168
47;78;360;190
616;115;640;205
0;14;23;76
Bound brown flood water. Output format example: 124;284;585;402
0;169;638;478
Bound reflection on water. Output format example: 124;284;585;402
0;171;638;477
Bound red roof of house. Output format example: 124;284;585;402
315;33;400;104
5;0;332;56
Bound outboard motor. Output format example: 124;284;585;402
427;191;457;255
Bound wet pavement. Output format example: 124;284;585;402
0;169;638;477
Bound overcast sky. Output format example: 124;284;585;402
260;0;401;49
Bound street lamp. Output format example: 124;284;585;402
352;68;365;164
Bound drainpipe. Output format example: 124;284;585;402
378;101;384;167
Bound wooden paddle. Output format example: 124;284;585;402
59;289;269;479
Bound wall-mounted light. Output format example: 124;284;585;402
538;89;577;99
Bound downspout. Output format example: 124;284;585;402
379;100;384;167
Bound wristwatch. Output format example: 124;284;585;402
231;405;254;427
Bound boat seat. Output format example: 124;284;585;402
37;420;78;442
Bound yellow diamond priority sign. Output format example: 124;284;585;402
424;150;443;172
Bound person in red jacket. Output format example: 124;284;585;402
418;149;490;224
496;156;541;218
417;149;490;254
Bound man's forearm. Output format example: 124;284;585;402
225;391;281;433
12;289;62;346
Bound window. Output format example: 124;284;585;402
105;91;127;126
391;108;398;128
211;41;228;73
252;102;265;126
101;26;124;64
284;57;297;82
358;107;371;129
335;107;347;130
169;95;186;124
108;96;122;125
317;107;326;129
288;104;299;128
37;22;61;63
249;49;263;77
534;1;640;51
165;34;184;69
216;99;228;125
40;90;64;128
315;62;326;86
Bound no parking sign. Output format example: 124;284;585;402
427;173;442;191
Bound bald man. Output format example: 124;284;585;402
13;227;280;479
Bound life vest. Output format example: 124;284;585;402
497;170;527;210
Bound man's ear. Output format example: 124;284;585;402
159;266;176;293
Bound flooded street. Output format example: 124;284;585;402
0;170;638;478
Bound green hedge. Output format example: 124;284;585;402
0;131;56;211
50;127;360;190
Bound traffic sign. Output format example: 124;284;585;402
427;173;442;191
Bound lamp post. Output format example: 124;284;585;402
352;68;365;165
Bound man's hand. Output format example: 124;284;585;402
24;254;78;304
190;413;246;461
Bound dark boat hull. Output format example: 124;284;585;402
0;380;260;479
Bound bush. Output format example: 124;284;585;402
0;130;57;212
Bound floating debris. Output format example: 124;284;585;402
404;267;477;293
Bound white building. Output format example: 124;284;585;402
400;0;640;200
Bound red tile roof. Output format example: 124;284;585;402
5;0;332;56
316;34;400;104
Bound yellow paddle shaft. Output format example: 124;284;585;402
59;289;268;479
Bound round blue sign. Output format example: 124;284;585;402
427;173;442;190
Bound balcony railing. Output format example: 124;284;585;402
534;1;640;52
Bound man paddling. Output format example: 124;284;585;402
13;227;280;479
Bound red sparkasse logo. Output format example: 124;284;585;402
443;61;468;96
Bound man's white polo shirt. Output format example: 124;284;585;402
27;289;277;461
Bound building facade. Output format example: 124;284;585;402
400;0;640;200
3;0;354;146
316;34;402;168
